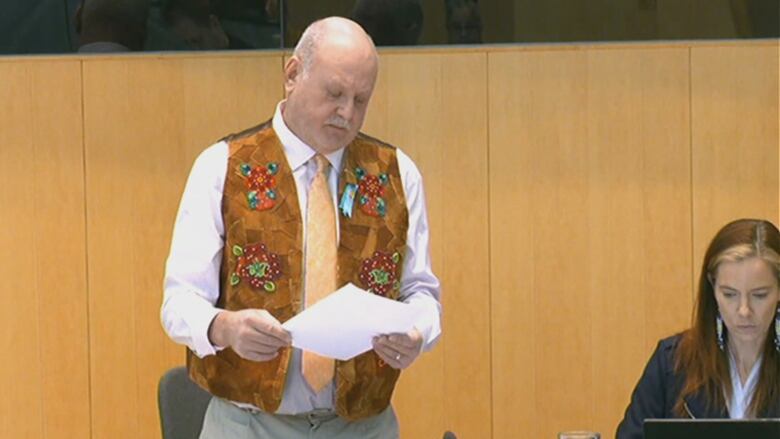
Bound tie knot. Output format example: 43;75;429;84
313;154;330;175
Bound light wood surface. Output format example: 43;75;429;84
82;54;283;439
489;48;591;439
489;46;695;438
691;45;780;282
584;47;693;433
0;60;90;439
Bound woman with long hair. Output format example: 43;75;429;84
617;218;780;438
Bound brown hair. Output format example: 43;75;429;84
674;218;780;417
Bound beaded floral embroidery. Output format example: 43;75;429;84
359;251;401;297
230;243;282;292
355;167;388;217
240;162;278;211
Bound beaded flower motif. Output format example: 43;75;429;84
355;167;388;217
230;243;282;292
359;251;401;297
240;162;278;211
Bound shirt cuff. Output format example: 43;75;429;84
199;307;229;357
190;306;222;357
405;295;441;352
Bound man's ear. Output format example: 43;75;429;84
284;56;302;95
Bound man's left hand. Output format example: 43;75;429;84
372;329;423;369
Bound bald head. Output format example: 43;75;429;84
293;17;378;75
282;17;380;154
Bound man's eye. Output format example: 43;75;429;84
328;90;341;98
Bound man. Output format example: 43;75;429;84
161;16;441;438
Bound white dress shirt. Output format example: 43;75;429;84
727;350;762;419
161;103;441;414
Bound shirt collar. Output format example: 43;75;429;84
272;101;345;173
727;349;762;417
728;349;763;390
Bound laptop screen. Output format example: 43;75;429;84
644;418;780;439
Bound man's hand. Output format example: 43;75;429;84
208;309;291;362
372;329;423;369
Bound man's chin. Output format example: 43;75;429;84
318;133;356;152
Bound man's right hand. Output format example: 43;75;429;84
208;309;292;362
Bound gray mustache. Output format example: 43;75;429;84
326;116;350;130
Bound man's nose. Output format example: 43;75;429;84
338;99;354;121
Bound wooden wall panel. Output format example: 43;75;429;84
489;48;591;439
584;47;692;434
364;51;491;439
82;54;283;439
691;44;779;278
0;60;90;439
489;46;692;439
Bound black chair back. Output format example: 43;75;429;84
158;366;212;439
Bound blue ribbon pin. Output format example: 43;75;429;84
339;183;358;218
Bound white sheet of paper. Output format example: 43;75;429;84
282;283;422;360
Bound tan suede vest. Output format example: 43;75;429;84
187;120;409;420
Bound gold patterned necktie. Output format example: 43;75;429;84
302;154;338;392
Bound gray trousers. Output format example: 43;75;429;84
199;397;400;439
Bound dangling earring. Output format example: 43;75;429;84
774;304;779;353
716;313;725;351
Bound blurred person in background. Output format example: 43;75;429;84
352;0;423;46
444;0;481;44
161;0;229;50
74;0;149;52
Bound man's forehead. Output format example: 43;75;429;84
312;49;377;80
316;40;376;65
320;66;376;93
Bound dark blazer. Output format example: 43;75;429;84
615;333;780;439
